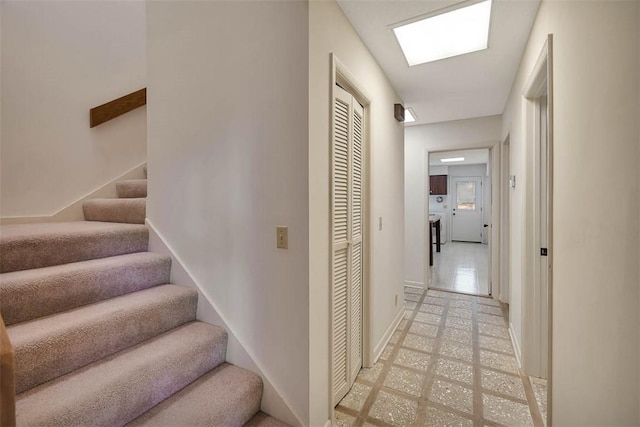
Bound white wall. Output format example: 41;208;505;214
309;1;405;425
405;116;502;286
146;2;309;425
502;0;639;423
0;1;146;218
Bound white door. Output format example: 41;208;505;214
332;84;364;405
451;177;483;242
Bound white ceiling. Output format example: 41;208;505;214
429;148;488;165
336;0;540;125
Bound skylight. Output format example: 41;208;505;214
404;108;416;123
440;157;465;163
392;0;492;66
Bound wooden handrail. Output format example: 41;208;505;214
0;313;15;427
90;88;146;128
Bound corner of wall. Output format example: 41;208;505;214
0;162;146;225
508;322;522;369
372;305;405;364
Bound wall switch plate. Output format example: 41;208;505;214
277;226;288;249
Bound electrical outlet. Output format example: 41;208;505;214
276;226;288;249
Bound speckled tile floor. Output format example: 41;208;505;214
335;287;546;427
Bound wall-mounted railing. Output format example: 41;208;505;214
0;314;15;427
90;88;146;128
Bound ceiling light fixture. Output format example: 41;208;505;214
404;108;416;123
392;0;492;66
440;157;465;163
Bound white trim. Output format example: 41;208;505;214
146;219;304;427
1;161;147;224
521;35;553;382
509;322;522;369
373;306;405;363
404;280;425;288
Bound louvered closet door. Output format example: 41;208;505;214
349;100;364;384
332;84;364;405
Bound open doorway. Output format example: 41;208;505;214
427;148;491;296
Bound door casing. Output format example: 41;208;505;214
328;53;372;422
522;34;554;423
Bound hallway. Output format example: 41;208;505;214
335;287;545;426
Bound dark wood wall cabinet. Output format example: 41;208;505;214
429;175;448;195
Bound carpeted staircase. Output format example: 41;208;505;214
0;169;289;426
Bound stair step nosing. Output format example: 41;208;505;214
16;321;228;427
0;252;172;325
0;222;149;273
10;285;198;393
126;363;263;427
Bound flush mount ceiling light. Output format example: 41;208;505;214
440;157;465;163
404;108;416;123
392;0;492;66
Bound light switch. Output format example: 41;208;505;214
379;217;383;231
277;226;288;249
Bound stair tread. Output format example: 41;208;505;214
0;220;147;240
245;412;290;427
127;363;262;427
0;252;171;325
17;321;228;427
117;179;147;185
10;284;198;393
84;198;146;224
0;221;148;273
116;179;148;198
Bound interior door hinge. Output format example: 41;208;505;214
541;248;548;256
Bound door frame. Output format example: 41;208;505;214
425;148;495;297
522;34;554;422
499;135;511;304
328;53;372;418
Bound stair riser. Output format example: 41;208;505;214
84;199;146;224
12;286;198;393
0;226;149;273
127;364;263;427
0;254;171;325
16;322;227;427
116;180;147;198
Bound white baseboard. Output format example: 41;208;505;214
373;306;405;364
404;280;425;288
146;219;303;427
1;162;146;225
509;322;522;369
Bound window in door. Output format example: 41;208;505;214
456;181;477;211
